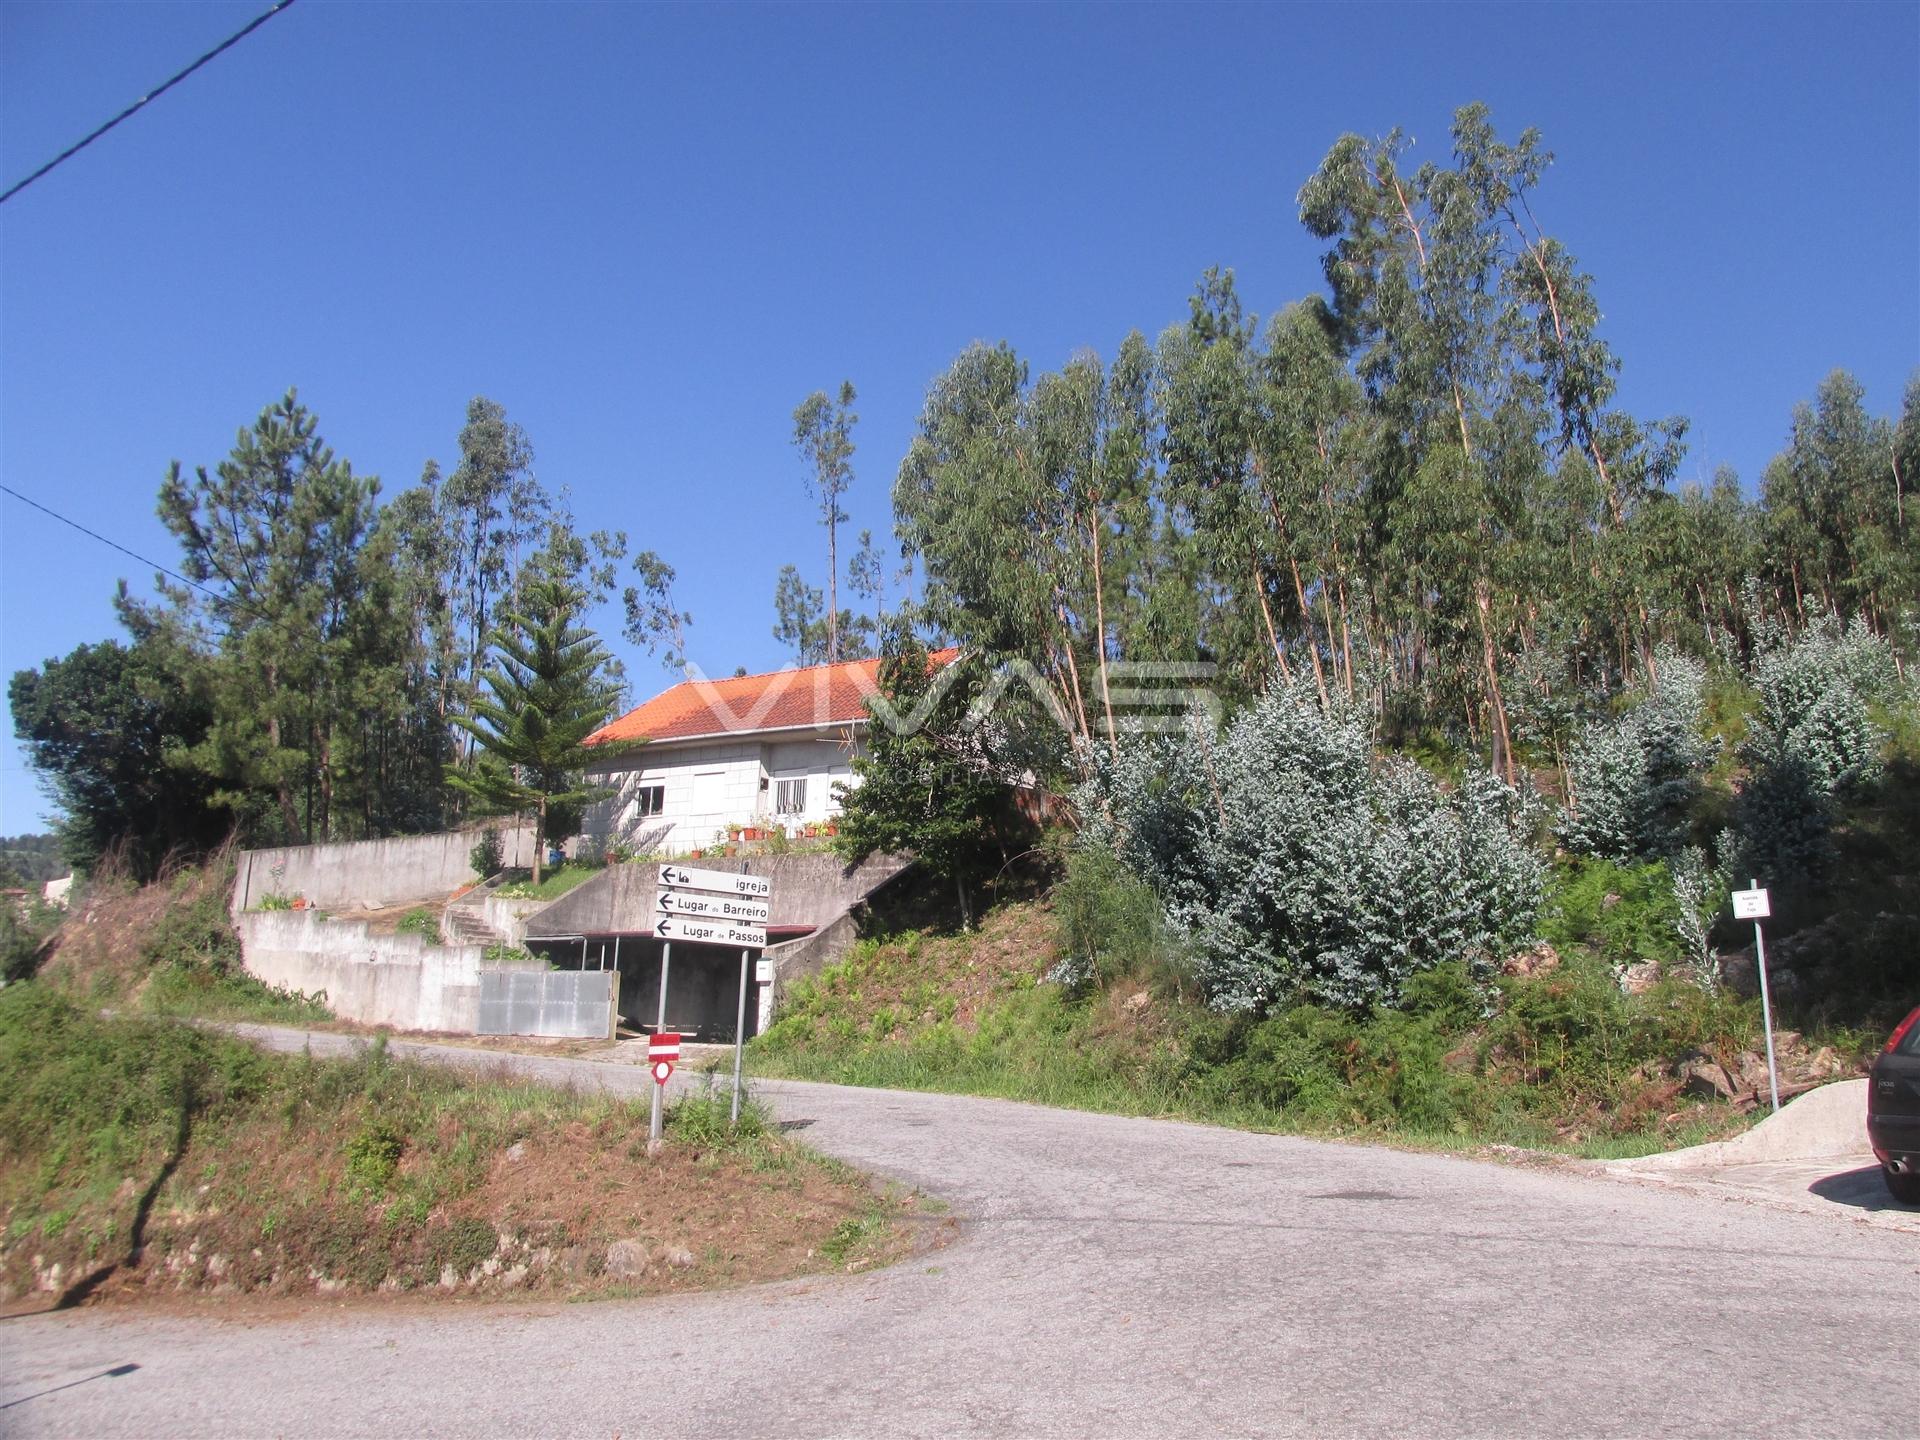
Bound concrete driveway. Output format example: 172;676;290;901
1603;1079;1920;1236
2;1030;1911;1438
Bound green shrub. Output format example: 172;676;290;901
1542;858;1683;971
1049;846;1185;991
1;898;57;983
396;908;442;945
470;829;504;880
345;1119;406;1195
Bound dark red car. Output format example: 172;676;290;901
1868;1004;1920;1204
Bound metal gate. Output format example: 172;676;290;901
477;968;616;1039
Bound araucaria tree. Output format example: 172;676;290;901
449;574;626;884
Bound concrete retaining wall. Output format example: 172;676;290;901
764;909;862;1010
233;826;537;915
532;853;913;937
236;911;543;1033
483;893;557;947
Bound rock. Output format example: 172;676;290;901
206;1254;230;1280
1719;947;1757;997
439;1264;459;1290
604;1239;650;1279
1732;1050;1773;1094
1502;942;1561;979
1122;991;1151;1014
505;1141;526;1163
1601;892;1623;910
1678;1054;1738;1102
497;1264;529;1289
662;1245;697;1271
1618;960;1662;995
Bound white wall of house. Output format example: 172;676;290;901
585;727;864;855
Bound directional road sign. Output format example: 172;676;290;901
655;890;770;923
653;915;767;949
658;864;772;899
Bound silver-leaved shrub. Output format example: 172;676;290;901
1558;652;1713;862
1079;681;1544;1013
1730;614;1901;878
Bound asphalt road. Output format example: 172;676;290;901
2;1028;1910;1438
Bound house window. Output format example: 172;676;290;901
775;777;807;815
634;784;665;817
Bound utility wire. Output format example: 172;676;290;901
0;0;299;207
0;481;269;625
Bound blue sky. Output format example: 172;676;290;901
2;0;1916;835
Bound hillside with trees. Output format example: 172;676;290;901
817;105;1918;1124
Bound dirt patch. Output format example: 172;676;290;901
326;899;450;936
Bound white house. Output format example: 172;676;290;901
582;651;956;856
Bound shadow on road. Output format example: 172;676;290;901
1809;1164;1916;1212
0;1363;140;1411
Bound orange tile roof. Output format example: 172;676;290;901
587;649;959;746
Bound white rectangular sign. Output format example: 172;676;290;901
658;863;772;899
653;914;767;949
656;890;770;923
755;958;774;984
1731;887;1770;920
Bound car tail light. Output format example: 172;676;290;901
1885;1005;1920;1055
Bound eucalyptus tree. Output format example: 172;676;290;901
624;549;694;672
1761;371;1909;634
793;381;858;663
1297;103;1687;774
897;333;1159;773
896;341;1096;761
439;397;552;739
1157;270;1288;695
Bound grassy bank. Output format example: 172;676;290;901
32;854;333;1026
0;985;915;1307
751;887;1867;1161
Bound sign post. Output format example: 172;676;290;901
1732;880;1780;1113
647;940;673;1154
656;863;774;1134
731;947;751;1125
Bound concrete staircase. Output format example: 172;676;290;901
441;879;509;950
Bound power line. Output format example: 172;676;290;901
0;481;266;623
0;0;300;207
